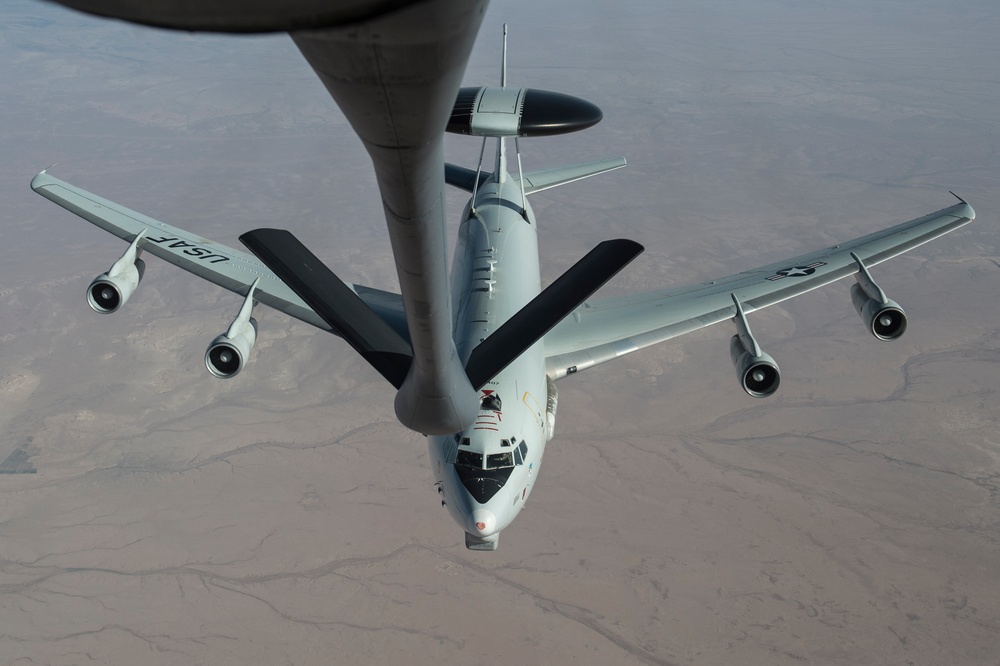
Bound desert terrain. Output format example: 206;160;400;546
0;1;998;664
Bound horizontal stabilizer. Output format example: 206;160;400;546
444;163;490;193
465;238;643;389
445;158;626;195
239;228;413;388
515;157;626;195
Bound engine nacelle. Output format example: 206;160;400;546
205;317;257;379
87;258;145;313
88;231;147;314
205;278;261;379
730;335;781;398
851;283;907;340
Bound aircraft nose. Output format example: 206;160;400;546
470;509;497;536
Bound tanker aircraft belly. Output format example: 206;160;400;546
31;14;976;549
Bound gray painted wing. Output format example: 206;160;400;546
543;200;975;379
31;171;407;340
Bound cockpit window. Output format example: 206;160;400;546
480;393;502;411
487;452;514;469
513;447;523;465
500;439;510;448
518;440;528;457
460;437;470;447
456;450;483;468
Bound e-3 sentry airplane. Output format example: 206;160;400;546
35;6;975;550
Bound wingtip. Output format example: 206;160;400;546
30;163;61;190
948;191;976;220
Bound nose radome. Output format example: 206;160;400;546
470;509;496;536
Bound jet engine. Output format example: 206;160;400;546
729;293;781;398
730;335;781;398
849;252;907;340
206;320;257;378
205;279;259;379
851;284;907;340
87;231;146;314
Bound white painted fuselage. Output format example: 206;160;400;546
428;154;550;550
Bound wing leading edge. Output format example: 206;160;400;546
543;200;975;379
30;170;408;341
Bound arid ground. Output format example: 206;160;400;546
1;1;998;663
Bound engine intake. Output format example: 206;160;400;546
730;335;781;398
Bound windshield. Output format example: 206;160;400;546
456;450;483;468
487;452;514;469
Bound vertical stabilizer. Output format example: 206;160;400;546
496;137;507;184
496;25;509;183
501;23;508;89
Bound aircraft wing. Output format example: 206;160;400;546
543;199;975;379
30;170;408;340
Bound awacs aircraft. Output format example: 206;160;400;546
34;5;975;549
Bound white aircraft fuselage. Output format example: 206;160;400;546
430;142;549;550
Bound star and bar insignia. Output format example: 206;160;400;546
766;261;827;281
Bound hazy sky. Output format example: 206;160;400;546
1;1;998;664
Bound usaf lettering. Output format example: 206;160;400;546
146;235;229;263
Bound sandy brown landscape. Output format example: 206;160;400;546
1;1;998;664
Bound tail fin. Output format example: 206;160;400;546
501;23;508;89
